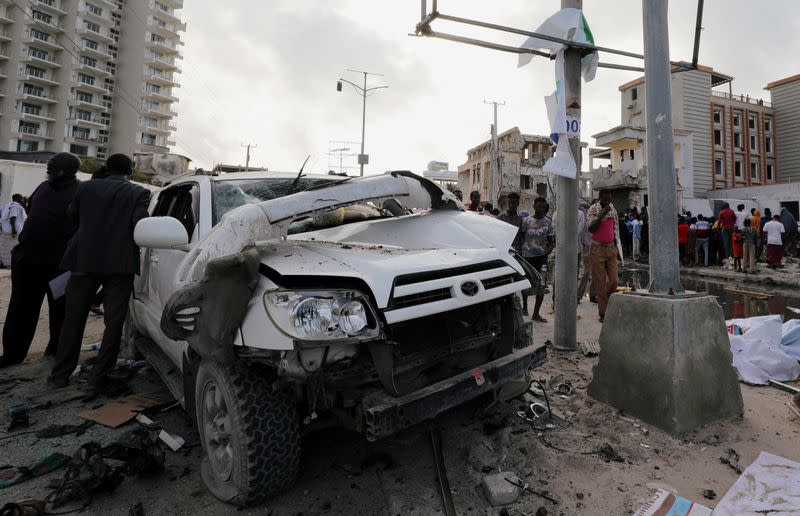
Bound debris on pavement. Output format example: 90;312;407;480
633;489;711;516
135;414;185;452
701;489;716;500
78;391;174;428
35;421;95;439
715;451;800;514
482;472;520;506
0;499;46;516
505;475;558;506
791;393;800;419
580;339;600;356
428;429;455;516
0;453;69;490
720;448;743;474
7;403;34;431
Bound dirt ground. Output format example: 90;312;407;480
1;269;799;515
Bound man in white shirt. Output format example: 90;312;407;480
0;194;26;267
691;215;712;266
763;214;786;268
734;204;749;230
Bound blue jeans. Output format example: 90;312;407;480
695;238;709;266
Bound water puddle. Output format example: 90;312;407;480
618;267;800;321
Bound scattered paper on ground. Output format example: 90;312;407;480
632;489;711;516
714;451;800;515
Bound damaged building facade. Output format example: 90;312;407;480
457;127;555;211
591;64;800;217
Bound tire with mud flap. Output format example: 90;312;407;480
195;359;300;506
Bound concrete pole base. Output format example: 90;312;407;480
588;292;743;435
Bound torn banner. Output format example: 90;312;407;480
519;8;598;179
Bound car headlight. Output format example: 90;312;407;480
264;290;380;342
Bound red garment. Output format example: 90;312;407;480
719;208;737;230
592;217;615;244
732;232;743;258
767;243;784;266
678;223;689;245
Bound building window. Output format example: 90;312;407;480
520;175;531;190
733;113;741;127
73;108;91;121
76;90;93;103
144;116;158;128
25;65;45;78
767;163;774;181
22;102;41;115
28;47;48;60
77;73;94;85
750;162;759;180
141;133;156;146
18;121;39;135
17;140;39;152
72;127;91;140
734;160;743;178
764;118;772;133
151;33;166;43
750;134;757;151
631;87;638;101
629;149;634;160
30;28;50;42
765;136;772;153
149;50;164;60
23;83;44;97
748;115;756;130
714;158;723;176
713;109;721;124
85;21;101;34
144;99;160;111
82;38;98;50
734;132;742;149
87;3;103;16
32;10;52;24
714;129;722;146
80;55;98;68
619;149;625;162
69;144;89;156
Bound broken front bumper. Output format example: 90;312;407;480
361;345;546;441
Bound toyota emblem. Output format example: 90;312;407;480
460;280;480;297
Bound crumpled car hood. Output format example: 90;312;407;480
262;210;523;309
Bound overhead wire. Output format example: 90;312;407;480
11;0;213;165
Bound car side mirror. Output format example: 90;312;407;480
134;217;189;250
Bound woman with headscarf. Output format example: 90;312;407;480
780;207;798;256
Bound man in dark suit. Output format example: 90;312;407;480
1;153;81;367
49;154;150;390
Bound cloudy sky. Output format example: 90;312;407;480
171;0;799;174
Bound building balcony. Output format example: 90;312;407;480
138;142;171;153
69;95;107;111
143;106;171;118
97;0;120;11
146;55;179;72
25;13;65;32
70;116;105;129
0;11;13;24
0;29;12;42
20;110;56;122
75;60;112;77
20;71;60;86
146;38;181;55
20;91;58;104
145;73;178;87
33;0;68;17
148;20;185;38
68;133;97;143
15;126;55;139
143;123;170;135
25;34;63;51
76;25;114;44
21;52;62;68
79;43;110;60
72;79;108;95
0;70;6;80
711;90;771;108
0;50;8;61
150;2;182;24
79;7;114;26
144;89;177;103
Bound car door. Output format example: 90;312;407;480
144;182;201;366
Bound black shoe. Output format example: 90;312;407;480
589;295;598;304
47;376;69;390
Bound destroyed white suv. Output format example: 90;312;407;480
129;170;544;505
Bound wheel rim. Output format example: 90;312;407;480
201;380;234;481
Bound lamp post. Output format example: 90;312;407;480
337;70;388;177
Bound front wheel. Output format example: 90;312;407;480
195;360;300;506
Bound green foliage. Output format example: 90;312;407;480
79;157;101;175
131;169;156;185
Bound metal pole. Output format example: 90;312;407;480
492;102;498;204
643;0;683;294
360;72;367;177
553;0;580;351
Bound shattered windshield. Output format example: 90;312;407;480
212;178;340;223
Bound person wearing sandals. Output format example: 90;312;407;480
587;190;621;323
520;197;554;323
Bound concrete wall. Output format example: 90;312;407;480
674;70;713;198
770;80;800;182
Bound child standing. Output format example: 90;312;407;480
741;218;757;273
732;227;744;272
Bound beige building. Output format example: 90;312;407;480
593;63;800;213
0;0;184;160
458;127;555;210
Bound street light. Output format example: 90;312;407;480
336;69;388;177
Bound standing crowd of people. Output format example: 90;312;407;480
0;152;149;398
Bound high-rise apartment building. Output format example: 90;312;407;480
0;0;184;160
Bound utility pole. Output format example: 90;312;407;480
337;70;389;176
553;0;580;351
484;100;505;205
241;143;257;171
643;0;683;294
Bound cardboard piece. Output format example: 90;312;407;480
78;391;174;428
715;451;800;514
